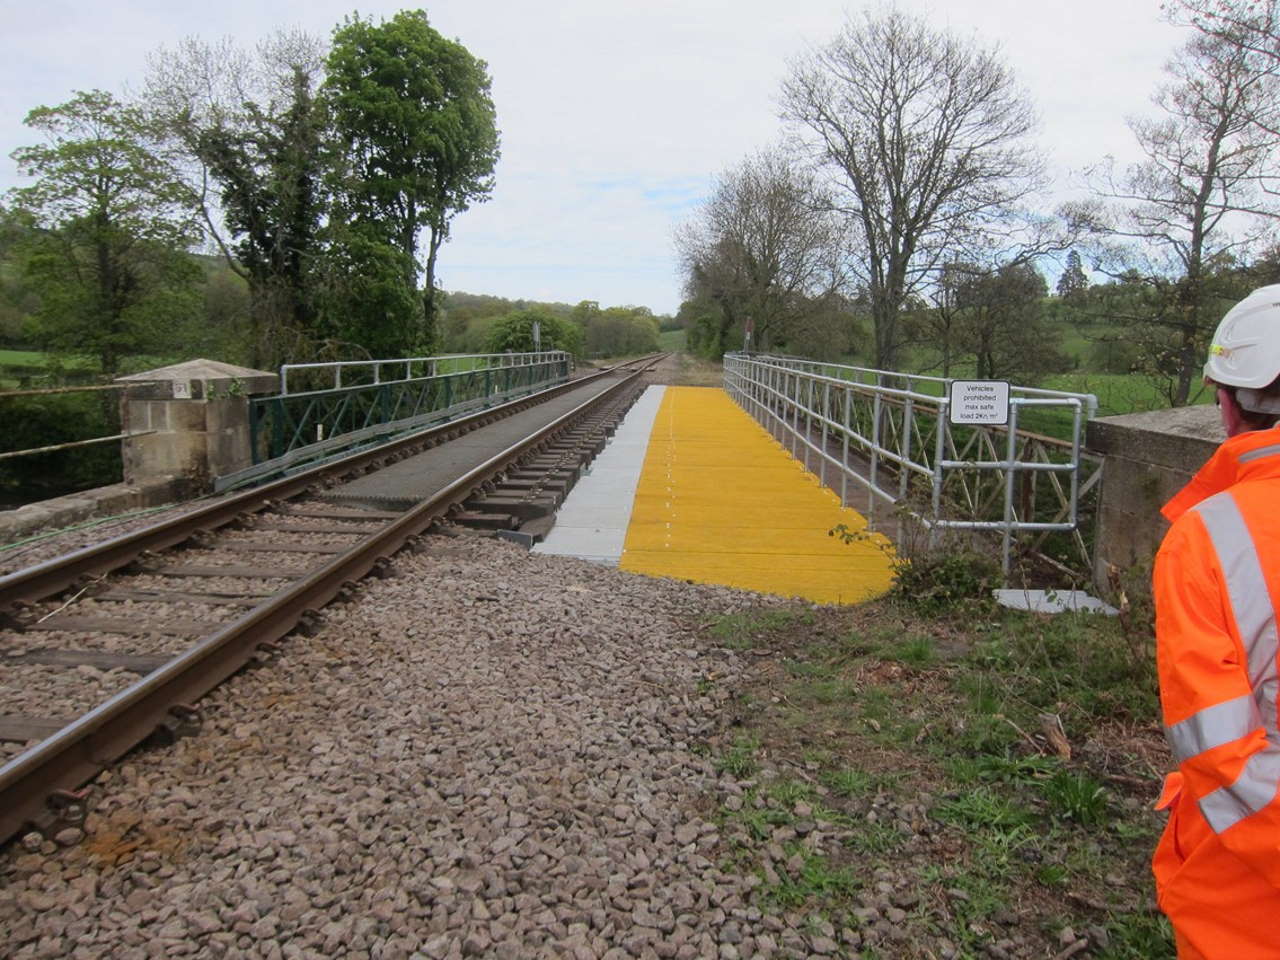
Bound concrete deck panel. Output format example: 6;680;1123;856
535;386;667;564
619;387;894;605
326;376;625;507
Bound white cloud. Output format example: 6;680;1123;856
2;0;1187;315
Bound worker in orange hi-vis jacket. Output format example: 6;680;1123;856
1152;284;1280;958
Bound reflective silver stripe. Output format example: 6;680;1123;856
1238;443;1280;464
1191;492;1280;832
1166;693;1262;762
1199;747;1280;833
1195;492;1280;739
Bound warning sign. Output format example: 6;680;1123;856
948;380;1010;425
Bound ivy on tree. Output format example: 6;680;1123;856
145;32;330;369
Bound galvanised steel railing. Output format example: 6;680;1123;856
723;353;1102;578
234;352;573;490
279;351;570;395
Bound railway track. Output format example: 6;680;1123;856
0;354;664;846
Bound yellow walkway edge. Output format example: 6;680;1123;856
619;386;895;605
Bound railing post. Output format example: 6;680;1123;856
841;385;851;508
790;373;801;457
870;390;882;495
930;397;948;551
899;395;914;501
820;380;830;488
1001;402;1021;579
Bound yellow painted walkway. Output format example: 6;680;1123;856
619;387;895;605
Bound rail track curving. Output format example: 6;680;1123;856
0;355;664;845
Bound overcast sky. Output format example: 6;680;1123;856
1;1;1189;315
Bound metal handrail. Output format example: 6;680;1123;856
280;351;572;395
252;355;573;470
744;353;1099;418
723;353;1101;578
0;431;156;463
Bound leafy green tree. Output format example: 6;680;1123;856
953;262;1069;383
486;308;582;356
0;203;40;346
315;220;419;358
145;31;330;367
583;306;659;357
326;10;500;352
7;90;202;376
1056;250;1089;303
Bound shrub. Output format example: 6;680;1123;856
486;308;583;357
890;549;1000;617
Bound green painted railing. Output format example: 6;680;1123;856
229;353;572;490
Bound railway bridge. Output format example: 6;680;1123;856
0;349;1218;958
2;349;1124;606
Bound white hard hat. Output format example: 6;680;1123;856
1205;284;1280;390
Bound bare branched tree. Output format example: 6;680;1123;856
675;148;845;356
781;8;1044;370
1167;0;1280;72
1074;29;1280;404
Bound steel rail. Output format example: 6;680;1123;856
0;358;659;843
0;361;653;607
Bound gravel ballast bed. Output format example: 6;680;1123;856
0;535;851;959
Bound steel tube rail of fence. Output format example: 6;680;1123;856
240;351;575;489
723;353;1100;579
279;351;572;395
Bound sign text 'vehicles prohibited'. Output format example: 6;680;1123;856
948;380;1010;426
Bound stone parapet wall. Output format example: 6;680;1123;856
117;359;277;489
1085;405;1221;588
0;359;279;549
0;477;184;547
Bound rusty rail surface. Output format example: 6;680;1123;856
0;355;662;844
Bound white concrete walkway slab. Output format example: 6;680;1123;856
534;385;666;565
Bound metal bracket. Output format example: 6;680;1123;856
149;703;202;746
295;609;324;636
25;787;90;840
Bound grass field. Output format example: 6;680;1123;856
658;329;687;352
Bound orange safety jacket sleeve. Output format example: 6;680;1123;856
1155;497;1280;891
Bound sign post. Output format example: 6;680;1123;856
947;380;1010;426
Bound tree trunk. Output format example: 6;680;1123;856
422;225;444;355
